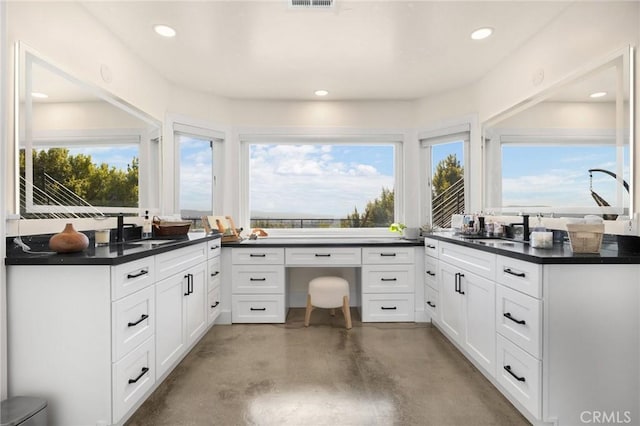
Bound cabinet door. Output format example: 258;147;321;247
185;262;208;346
438;262;463;342
155;273;186;379
461;271;496;376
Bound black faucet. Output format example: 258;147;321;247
116;214;136;243
519;214;530;242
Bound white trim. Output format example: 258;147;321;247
417;122;470;141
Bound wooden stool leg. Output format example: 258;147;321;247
305;294;313;327
342;295;352;329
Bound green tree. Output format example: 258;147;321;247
344;187;394;228
432;154;463;198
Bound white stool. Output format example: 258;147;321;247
305;276;352;329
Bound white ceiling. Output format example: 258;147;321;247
80;1;572;101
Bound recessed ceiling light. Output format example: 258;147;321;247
589;91;607;98
153;24;176;38
314;90;329;97
470;27;493;40
31;92;48;99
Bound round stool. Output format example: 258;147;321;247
305;276;352;329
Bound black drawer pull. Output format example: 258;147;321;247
250;307;266;311
127;269;148;279
504;312;526;325
504;268;526;278
314;253;331;257
381;278;397;281
381;306;397;310
210;271;220;277
211;301;220;308
426;270;436;276
183;274;193;296
250;277;266;281
127;314;149;327
128;367;149;384
380;253;397;257
504;365;526;382
427;301;436;308
210;245;219;250
426;244;436;249
250;254;266;257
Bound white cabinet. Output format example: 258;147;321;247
155;245;209;379
424;238;439;320
435;242;496;376
207;241;222;326
6;237;221;426
231;248;286;323
361;247;415;322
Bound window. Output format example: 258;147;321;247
20;131;144;217
241;137;402;231
420;125;470;228
172;121;224;226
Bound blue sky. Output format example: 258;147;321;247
68;145;138;171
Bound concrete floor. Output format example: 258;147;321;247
126;309;530;426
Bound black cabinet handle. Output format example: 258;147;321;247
504;365;526;382
183;274;193;296
380;253;397;257
426;270;436;276
210;271;220;277
314;254;331;257
128;367;149;384
250;277;266;281
127;314;149;327
381;278;397;282
504;268;526;278
250;254;266;257
427;301;436;308
458;273;465;295
503;312;526;325
381;306;397;310
184;274;190;296
426;244;436;249
211;301;220;308
127;269;148;279
250;307;266;311
210;245;219;250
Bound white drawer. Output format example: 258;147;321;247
155;243;207;282
207;257;221;292
425;285;438;319
285;247;361;266
361;293;415;322
496;284;542;358
207;238;222;259
112;286;155;362
208;286;221;325
231;265;285;294
232;248;284;265
232;294;285;323
362;247;415;264
111;257;155;300
424;237;439;258
425;256;438;290
112;336;155;423
439;241;496;280
496;334;541;419
496;255;542;298
362;265;415;293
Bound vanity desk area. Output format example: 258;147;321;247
221;237;425;324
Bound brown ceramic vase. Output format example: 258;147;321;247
49;223;89;253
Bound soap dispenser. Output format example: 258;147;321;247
142;210;152;239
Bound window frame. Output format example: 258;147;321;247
21;127;148;215
239;132;404;237
419;124;471;229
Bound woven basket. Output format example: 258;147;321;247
566;223;604;253
152;218;191;237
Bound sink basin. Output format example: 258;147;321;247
470;238;526;247
129;239;178;247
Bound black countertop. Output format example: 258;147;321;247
426;232;640;264
222;237;423;248
5;232;221;266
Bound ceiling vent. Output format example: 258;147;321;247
290;0;334;8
